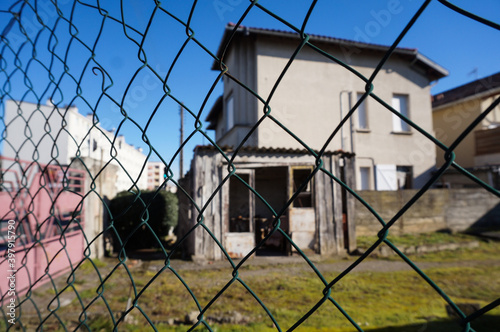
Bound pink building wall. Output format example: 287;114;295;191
0;157;85;295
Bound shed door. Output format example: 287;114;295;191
289;166;316;252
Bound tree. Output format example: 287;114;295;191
108;190;178;251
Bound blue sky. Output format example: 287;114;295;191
1;0;499;179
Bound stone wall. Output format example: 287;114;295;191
354;188;500;236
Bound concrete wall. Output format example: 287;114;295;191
354;189;500;236
72;157;119;259
67;114;148;193
481;94;500;126
113;135;148;192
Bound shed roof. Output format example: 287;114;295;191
194;144;354;158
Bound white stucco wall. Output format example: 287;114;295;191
230;36;437;189
3;99;72;164
2;99;148;193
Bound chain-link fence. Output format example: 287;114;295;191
1;0;499;331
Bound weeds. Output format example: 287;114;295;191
8;233;500;331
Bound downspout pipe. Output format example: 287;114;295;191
339;90;352;152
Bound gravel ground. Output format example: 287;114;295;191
141;252;500;276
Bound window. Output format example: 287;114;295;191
292;168;313;207
396;166;413;189
226;95;234;131
359;167;371;190
392;94;410;132
357;93;368;130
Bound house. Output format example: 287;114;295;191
0;156;88;291
147;161;164;190
432;72;500;188
147;161;178;192
2;99;149;193
1;99;149;258
207;24;447;191
179;24;447;260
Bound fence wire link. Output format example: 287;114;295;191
0;0;499;331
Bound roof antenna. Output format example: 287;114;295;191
468;67;478;80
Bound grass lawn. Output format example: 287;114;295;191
3;232;500;331
356;231;478;248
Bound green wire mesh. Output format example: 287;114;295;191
0;0;499;331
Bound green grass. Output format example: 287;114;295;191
357;231;477;249
356;231;500;263
4;233;500;331
77;257;108;271
411;239;498;262
65;263;500;331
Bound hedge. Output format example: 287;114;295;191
109;190;178;251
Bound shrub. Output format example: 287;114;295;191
109;190;178;251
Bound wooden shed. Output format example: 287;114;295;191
177;146;356;260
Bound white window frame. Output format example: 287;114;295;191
356;92;369;130
391;94;410;132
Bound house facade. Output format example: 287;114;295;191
180;24;447;260
2;99;148;258
2;99;149;192
147;161;164;190
432;72;500;188
207;24;447;191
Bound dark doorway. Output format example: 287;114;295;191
229;173;251;232
254;166;289;255
397;165;413;189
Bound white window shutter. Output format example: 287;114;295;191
375;164;397;190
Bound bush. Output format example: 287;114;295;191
109;190;178;251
